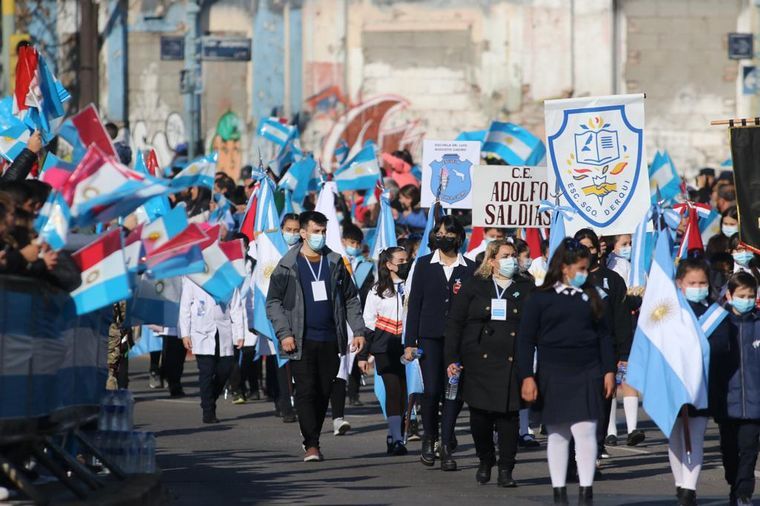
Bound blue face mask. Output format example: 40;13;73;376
684;286;709;303
346;246;362;258
731;297;756;314
569;271;588;288
733;251;754;267
283;232;300;246
498;257;517;278
307;233;326;251
722;225;738;237
618;246;632;261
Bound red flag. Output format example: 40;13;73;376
524;228;544;259
70;104;117;158
146;149;161;177
14;46;38;112
240;183;259;242
468;227;484;252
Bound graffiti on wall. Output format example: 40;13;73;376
131;112;185;169
308;89;424;168
209;111;243;181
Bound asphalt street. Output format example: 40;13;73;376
130;356;746;505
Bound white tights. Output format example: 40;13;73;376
546;420;598;487
668;416;707;491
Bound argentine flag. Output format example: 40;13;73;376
169;153;217;190
649;151;681;204
334;144;381;192
626;232;710;438
482;121;546;166
130;276;181;326
34;191;71;251
258;117;295;147
0;96;30;162
253;230;289;367
187;226;244;303
141;203;188;255
370;188;397;260
278;154;316;205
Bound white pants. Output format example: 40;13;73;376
668;416;707;491
546;420;598;487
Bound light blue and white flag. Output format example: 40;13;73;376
699;208;722;246
416;203;443;258
334;143;381;192
370;188;397;260
258;117;295;147
34;191;71;251
278;154;316;205
209;193;235;230
252;230;289;367
130;276;181;327
649;151;681;204
629;205;654;289
455;130;487;145
482;121;546;166
0;96;30;162
538;200;576;262
169;153;217;190
254;174;281;233
626;231;710;438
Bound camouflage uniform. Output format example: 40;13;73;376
106;301;132;390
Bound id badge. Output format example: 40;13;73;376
311;280;328;302
491;298;507;321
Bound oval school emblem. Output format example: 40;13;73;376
548;106;642;228
429;154;472;205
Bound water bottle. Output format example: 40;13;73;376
400;348;424;365
112;393;126;432
445;363;461;401
145;432;156;473
98;391;114;431
615;362;627;386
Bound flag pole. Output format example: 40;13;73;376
710;117;760;126
680;405;692;465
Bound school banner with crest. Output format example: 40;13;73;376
545;94;650;236
420;140;481;209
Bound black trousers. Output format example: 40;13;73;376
330;377;347;419
347;362;361;399
419;337;463;444
229;346;258;396
162;335;187;391
290;339;340;449
195;333;234;417
719;420;760;498
470;407;519;470
275;362;295;415
149;350;161;375
597;396;613;453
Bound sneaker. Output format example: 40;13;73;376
303;447;323;462
149;371;164;389
232;394;246;405
407;420;421;441
333;417;351;436
604;434;618;447
518;434;540;448
736;496;752;506
626;429;645;447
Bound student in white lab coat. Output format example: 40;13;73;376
179;278;245;423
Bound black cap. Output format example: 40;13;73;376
717;170;734;182
698;167;715;177
240;165;253;180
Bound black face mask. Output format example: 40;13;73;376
435;236;457;253
395;262;411;280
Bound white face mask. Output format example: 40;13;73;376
722;224;738;237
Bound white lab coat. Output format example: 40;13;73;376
178;278;244;357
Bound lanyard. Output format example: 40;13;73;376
493;279;509;300
304;255;323;281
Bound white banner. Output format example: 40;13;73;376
544;94;650;235
472;165;551;228
420;140;481;209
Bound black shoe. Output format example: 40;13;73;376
553;486;568;505
604;434;618;446
420;436;435;466
282;411;297;423
249;390;261;401
202;415;220;424
475;458;495;484
626;429;645;446
579;486;593;505
389;441;408;456
519;434;540;448
348;396;363;406
497;468;517;488
440;444;457;472
169;387;185;398
677;488;696;506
